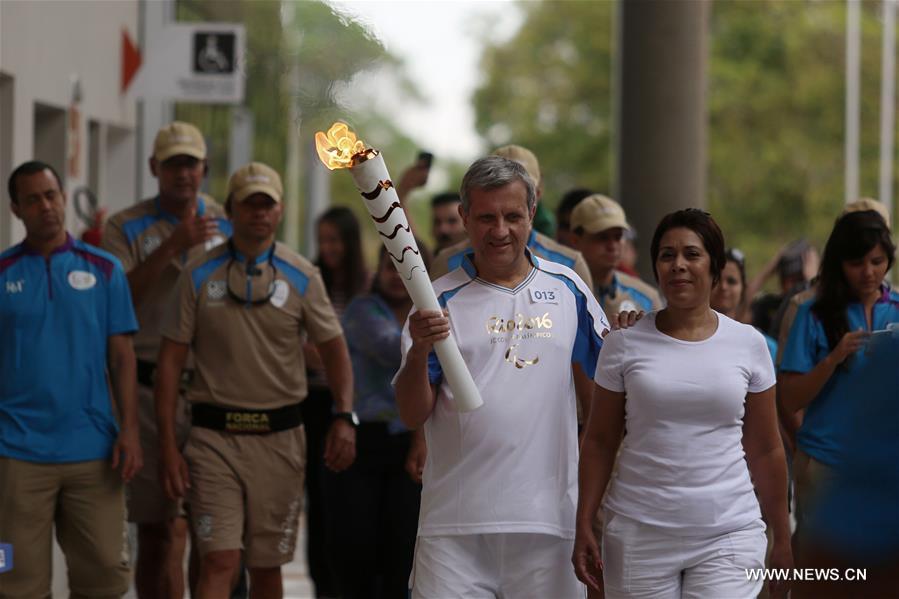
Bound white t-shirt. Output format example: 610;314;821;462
594;311;775;535
399;252;609;539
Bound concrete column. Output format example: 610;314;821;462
136;0;174;201
284;62;301;250
615;0;709;281
228;106;254;174
0;74;14;248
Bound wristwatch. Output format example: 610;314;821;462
333;411;360;427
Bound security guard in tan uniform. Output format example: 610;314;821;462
102;121;230;598
156;162;356;598
429;145;593;288
570;193;663;319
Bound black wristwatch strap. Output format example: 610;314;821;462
333;411;359;427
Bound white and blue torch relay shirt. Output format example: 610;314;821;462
398;251;609;539
0;234;138;463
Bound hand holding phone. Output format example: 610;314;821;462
417;151;434;169
396;152;434;200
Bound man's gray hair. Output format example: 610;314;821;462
459;156;537;213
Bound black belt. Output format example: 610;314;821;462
137;359;194;389
191;402;303;434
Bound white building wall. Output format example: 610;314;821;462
0;0;139;249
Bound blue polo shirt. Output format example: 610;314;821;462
806;332;899;559
780;285;899;466
0;234;138;463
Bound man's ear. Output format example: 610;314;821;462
458;202;468;227
10;199;21;221
573;230;584;251
149;157;159;178
202;159;209;177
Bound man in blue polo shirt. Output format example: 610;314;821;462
0;161;141;597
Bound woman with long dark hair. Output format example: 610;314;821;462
779;210;898;580
314;206;369;310
303;206;369;598
574;209;792;598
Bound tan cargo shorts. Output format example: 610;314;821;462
183;425;306;568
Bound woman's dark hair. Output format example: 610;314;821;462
371;239;432;298
315;206;367;298
649;208;727;286
812;210;896;350
724;248;748;304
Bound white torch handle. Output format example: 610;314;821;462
349;154;483;412
399;272;482;413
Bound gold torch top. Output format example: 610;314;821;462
314;122;378;170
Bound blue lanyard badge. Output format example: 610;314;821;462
0;543;12;573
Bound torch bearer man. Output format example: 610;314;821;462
394;156;610;598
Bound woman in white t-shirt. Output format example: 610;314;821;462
573;209;793;599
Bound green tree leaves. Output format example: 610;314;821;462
472;0;892;278
473;1;615;200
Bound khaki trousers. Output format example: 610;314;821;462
0;457;129;599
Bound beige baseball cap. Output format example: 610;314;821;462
842;197;890;228
493;144;541;186
570;194;630;234
228;162;283;203
153;121;206;162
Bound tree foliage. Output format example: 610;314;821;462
707;0;886;268
473;0;891;277
473;0;616;202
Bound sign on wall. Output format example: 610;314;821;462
193;31;236;74
125;23;245;104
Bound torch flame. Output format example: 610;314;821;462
315;122;368;170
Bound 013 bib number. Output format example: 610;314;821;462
529;288;558;304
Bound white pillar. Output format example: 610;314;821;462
846;0;861;205
228;106;254;174
136;0;174;201
284;62;301;250
879;0;896;221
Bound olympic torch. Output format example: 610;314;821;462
314;123;483;412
